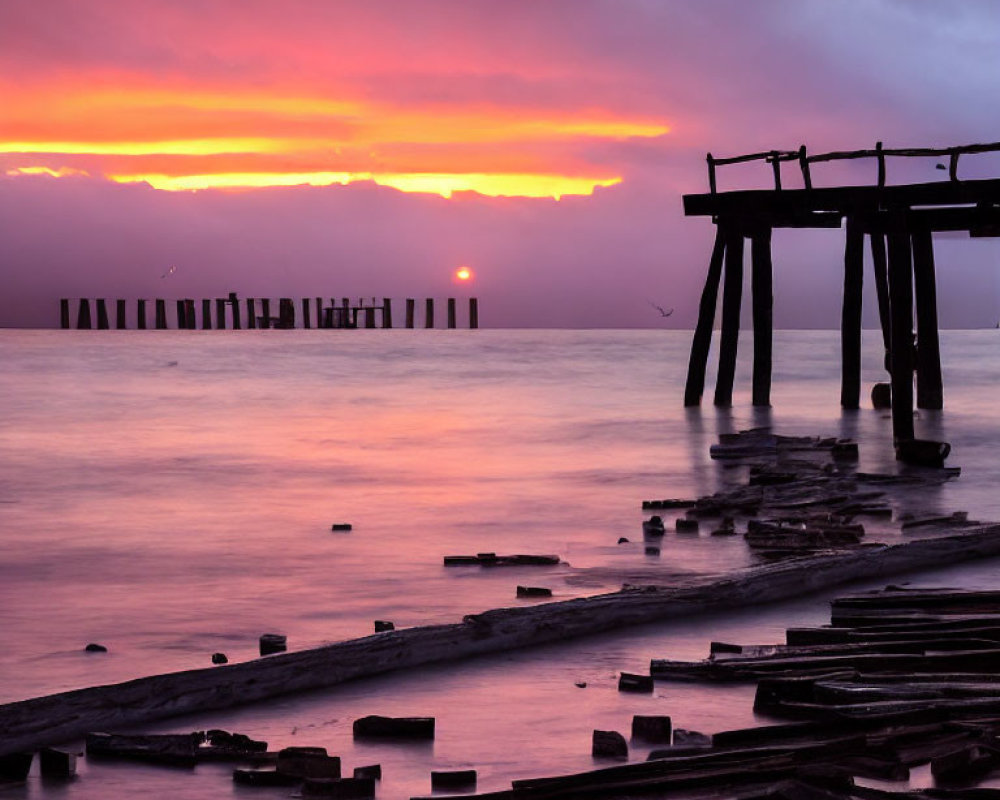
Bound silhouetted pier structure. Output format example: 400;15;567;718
683;141;1000;447
61;294;479;331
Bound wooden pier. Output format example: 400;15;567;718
682;140;1000;450
60;294;479;331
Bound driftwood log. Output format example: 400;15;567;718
4;527;1000;755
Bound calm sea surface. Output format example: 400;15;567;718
3;328;1000;798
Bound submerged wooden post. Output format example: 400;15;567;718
684;226;726;406
137;300;147;330
383;298;393;329
229;292;241;330
315;297;323;328
887;216;915;442
155;299;167;329
406;298;415;328
364;306;376;328
216;298;226;330
186;299;197;329
470;297;479;329
96;299;109;330
116;299;127;330
246;298;256;329
870;229;891;357
750;227;773;406
279;298;294;329
714;227;744;407
841;217;864;409
425;298;435;328
912;227;943;410
260;299;271;329
202;299;212;330
176;300;187;329
302;298;311;329
60;299;70;329
77;299;92;329
447;298;457;329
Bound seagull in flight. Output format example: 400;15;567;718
647;300;674;318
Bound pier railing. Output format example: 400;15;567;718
706;140;1000;193
59;294;479;330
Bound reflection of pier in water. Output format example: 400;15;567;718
60;294;479;330
682;141;1000;447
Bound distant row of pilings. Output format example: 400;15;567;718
60;294;479;330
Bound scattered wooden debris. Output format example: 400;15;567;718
618;672;653;693
431;769;477;790
591;730;628;759
352;715;435;740
0;752;32;782
87;730;267;767
642;516;665;535
39;746;77;779
258;633;286;656
443;553;560;567
353;764;381;780
631;715;671;743
84;643;107;653
642;499;696;510
212;652;228;664
301;775;375;798
516;586;552;598
374;620;395;632
331;523;353;532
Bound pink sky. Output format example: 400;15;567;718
2;0;999;328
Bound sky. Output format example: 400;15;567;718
2;0;1000;328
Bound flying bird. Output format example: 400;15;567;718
647;300;674;318
160;265;177;279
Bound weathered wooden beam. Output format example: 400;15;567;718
137;299;147;330
77;299;91;329
870;231;891;357
750;227;773;407
216;298;226;329
96;299;109;330
229;292;241;330
714;227;744;407
912;228;943;410
260;299;271;329
6;525;1000;756
116;299;127;330
246;298;256;329
155;299;167;329
684;226;726;406
425;298;434;328
382;298;392;329
840;217;864;409
470;297;479;329
59;299;70;329
185;299;196;330
202;299;212;330
302;298;311;329
887;219;915;442
448;298;457;329
406;298;415;328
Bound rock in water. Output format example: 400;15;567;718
592;730;628;758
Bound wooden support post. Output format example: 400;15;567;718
246;298;256;329
447;298;457;329
260;299;271;329
185;299;197;329
798;145;812;190
77;299;92;329
96;299;109;330
176;300;187;329
155;299;167;329
229;292;241;330
470;297;479;329
406;298;415;328
912;227;943;409
382;298;392;329
750;227;773;406
364;306;376;328
841;217;864;409
887;216;915;442
684;226;726;406
770;151;782;191
137;299;147;330
707;153;717;194
870;230;891;357
315;297;323;328
279;298;294;329
876;141;886;189
60;299;70;329
202;299;212;330
425;298;434;328
302;298;311;329
116;299;127;329
216;298;226;330
714;227;744;407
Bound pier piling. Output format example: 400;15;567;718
750;228;773;407
382;298;392;329
470;297;479;329
77;299;92;330
60;299;70;329
202;299;212;330
887;218;915;442
96;299;109;330
302;298;311;329
406;298;415;328
425;298;434;329
447;298;457;329
684;227;726;407
840;217;864;409
137;299;147;330
116;299;127;330
246;298;256;329
216;298;226;330
912;227;943;410
229;292;241;330
714;227;744;407
176;300;186;329
155;299;167;329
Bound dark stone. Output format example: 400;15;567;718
592;730;628;759
0;752;34;782
631;715;672;743
331;523;353;532
831;440;859;460
84;643;107;652
39;747;77;779
618;672;654;693
871;382;892;409
233;768;300;786
617;537;630;544
86;732;201;766
575;681;587;688
277;747;340;779
301;776;376;798
642;515;665;535
673;729;712;747
212;652;228;664
374;620;395;632
517;586;552;598
896;438;951;468
644;546;660;556
675;518;699;533
352;715;435;739
431;769;477;790
204;729;267;754
259;633;287;656
353;764;381;781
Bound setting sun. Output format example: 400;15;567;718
455;266;473;282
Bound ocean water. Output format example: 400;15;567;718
3;328;1000;798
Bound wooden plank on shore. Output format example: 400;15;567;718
5;527;1000;755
